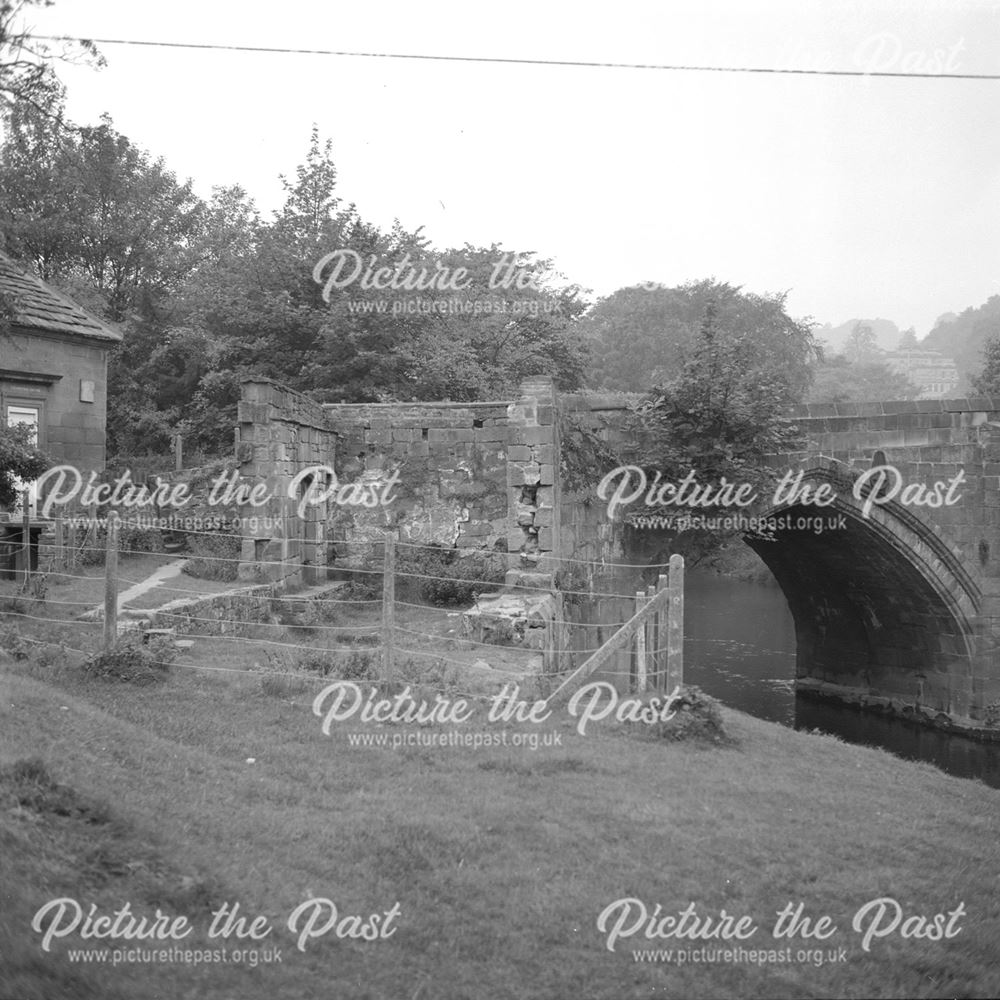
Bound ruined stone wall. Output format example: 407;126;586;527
323;400;510;555
236;379;338;588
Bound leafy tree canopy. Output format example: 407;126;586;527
581;279;816;397
970;335;1000;396
922;295;1000;389
1;113;591;457
632;295;815;497
0;0;103;118
0;421;49;509
807;355;920;403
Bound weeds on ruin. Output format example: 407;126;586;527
182;533;239;582
399;545;507;606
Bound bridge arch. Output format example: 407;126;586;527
745;458;981;721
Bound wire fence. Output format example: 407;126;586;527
1;512;685;701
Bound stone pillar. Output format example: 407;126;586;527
506;376;561;581
235;378;336;588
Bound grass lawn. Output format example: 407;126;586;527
0;553;176;617
120;567;247;611
1;630;999;999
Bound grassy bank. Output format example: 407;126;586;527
1;653;999;999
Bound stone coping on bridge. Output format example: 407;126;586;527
784;396;1000;419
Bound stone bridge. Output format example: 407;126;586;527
744;397;1000;735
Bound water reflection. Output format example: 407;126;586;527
684;571;1000;789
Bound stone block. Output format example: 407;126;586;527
514;426;552;447
533;444;555;465
533;507;554;527
462;520;492;536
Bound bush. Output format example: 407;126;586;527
32;641;66;669
643;685;734;746
82;633;177;684
0;757;111;822
261;673;309;698
400;546;507;607
261;647;379;682
0;623;31;660
76;522;165;565
182;532;239;582
338;579;378;603
299;648;378;680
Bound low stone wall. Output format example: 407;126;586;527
148;582;281;637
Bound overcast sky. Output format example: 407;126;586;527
19;0;1000;339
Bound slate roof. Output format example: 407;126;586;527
0;250;122;343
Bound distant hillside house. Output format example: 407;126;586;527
0;250;122;513
882;349;960;399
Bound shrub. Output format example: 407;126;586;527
32;641;66;669
182;532;239;582
0;623;31;660
261;673;309;698
0;757;111;822
82;633;177;684
296;648;379;680
401;546;507;607
262;647;378;681
338;579;378;603
337;649;378;680
650;685;733;745
76;522;165;565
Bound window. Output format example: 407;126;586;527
5;404;40;517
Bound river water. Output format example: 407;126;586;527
683;571;1000;790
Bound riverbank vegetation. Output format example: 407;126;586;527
1;650;998;999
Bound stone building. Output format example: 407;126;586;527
882;349;960;398
0;250;121;513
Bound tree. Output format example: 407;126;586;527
0;95;82;279
807;355;920;403
345;245;589;401
0;110;205;320
579;284;697;391
897;326;918;349
922;296;1000;389
0;422;49;509
970;336;1000;396
0;0;103;117
844;321;878;363
580;279;816;396
633;300;810;497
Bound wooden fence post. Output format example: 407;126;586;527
19;489;30;586
656;573;669;689
645;583;657;689
55;515;64;572
634;589;648;693
666;553;684;692
381;533;395;684
103;511;119;651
